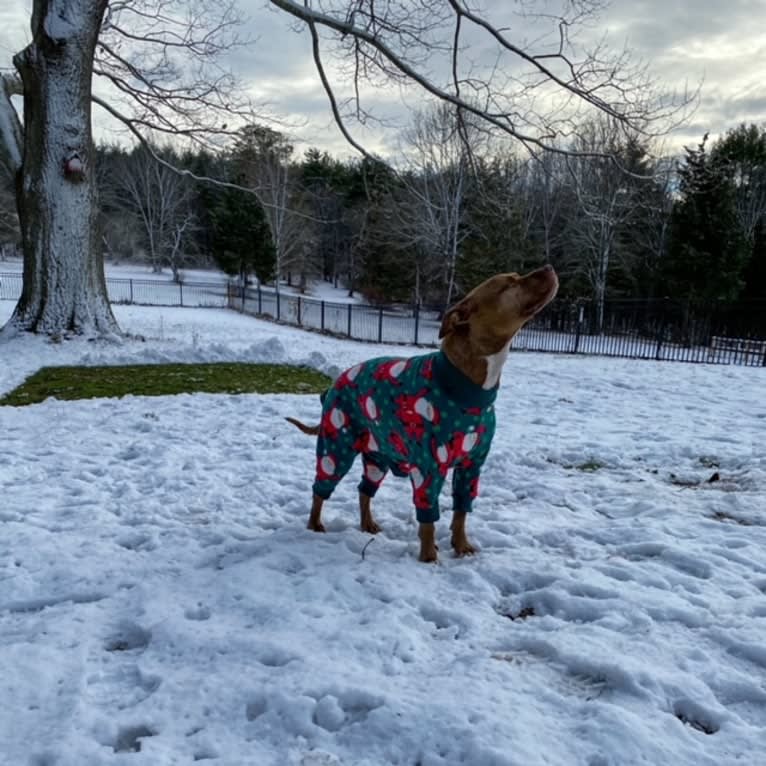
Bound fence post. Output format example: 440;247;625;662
241;284;245;312
179;281;184;307
378;306;384;343
297;296;302;326
258;284;262;314
347;303;352;337
277;290;281;321
129;279;134;304
572;304;583;354
655;299;668;361
414;303;420;345
321;301;325;332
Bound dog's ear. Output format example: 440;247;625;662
438;298;474;339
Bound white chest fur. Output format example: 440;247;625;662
482;340;511;389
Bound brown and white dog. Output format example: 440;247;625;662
288;266;559;561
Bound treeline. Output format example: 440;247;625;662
2;114;765;309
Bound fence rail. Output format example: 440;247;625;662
2;271;765;366
230;284;766;368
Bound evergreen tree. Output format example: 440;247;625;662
665;135;748;304
710;124;766;301
205;181;275;285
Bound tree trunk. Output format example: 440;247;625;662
7;0;119;337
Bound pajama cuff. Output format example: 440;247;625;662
312;482;334;500
416;506;440;524
452;493;475;514
358;477;381;498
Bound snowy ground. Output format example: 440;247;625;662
1;301;765;766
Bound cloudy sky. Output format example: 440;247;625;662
1;0;764;159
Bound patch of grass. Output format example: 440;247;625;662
0;362;332;406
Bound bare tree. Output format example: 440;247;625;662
0;0;249;336
565;119;651;328
394;104;483;305
527;150;569;265
115;145;198;279
234;125;316;291
275;0;691;159
0;0;692;337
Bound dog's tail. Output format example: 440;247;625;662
285;416;321;436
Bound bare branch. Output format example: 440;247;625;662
0;74;24;178
94;0;257;153
268;0;696;161
91;94;324;226
306;18;379;164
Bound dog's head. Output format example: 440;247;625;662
439;265;559;352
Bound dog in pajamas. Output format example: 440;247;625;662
287;266;559;561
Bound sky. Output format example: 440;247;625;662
1;278;765;764
0;0;764;159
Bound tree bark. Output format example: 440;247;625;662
7;0;119;336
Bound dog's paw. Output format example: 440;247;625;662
418;545;439;563
451;537;477;557
307;520;326;533
360;518;381;534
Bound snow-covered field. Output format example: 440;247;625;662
1;301;765;766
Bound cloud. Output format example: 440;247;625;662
1;0;764;160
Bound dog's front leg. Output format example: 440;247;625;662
418;523;439;562
450;512;476;557
307;493;326;532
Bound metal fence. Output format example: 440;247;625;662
229;284;766;368
0;272;229;308
2;271;765;366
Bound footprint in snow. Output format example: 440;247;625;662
184;604;212;621
311;689;385;732
113;724;157;753
673;698;720;735
104;622;151;653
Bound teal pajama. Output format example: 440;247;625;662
312;351;497;523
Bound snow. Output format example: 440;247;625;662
1;300;765;766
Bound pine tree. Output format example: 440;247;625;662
665;135;749;304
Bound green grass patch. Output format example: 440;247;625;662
0;362;332;406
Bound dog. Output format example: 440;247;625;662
287;266;559;562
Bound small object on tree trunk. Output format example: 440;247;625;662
63;153;85;182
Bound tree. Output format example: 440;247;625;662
207;184;276;286
393;104;480;306
564;119;652;326
0;173;19;253
0;0;691;337
459;153;543;291
113;145;198;279
0;0;248;336
710;124;766;301
300;148;363;293
665;135;749;304
234;125;315;290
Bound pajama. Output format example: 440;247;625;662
312;351;497;523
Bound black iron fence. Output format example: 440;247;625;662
0;272;229;308
229;284;766;368
2;271;765;366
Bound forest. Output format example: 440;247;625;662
2;115;765;313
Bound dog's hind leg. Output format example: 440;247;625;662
357;455;387;534
358;493;381;534
308;493;326;532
